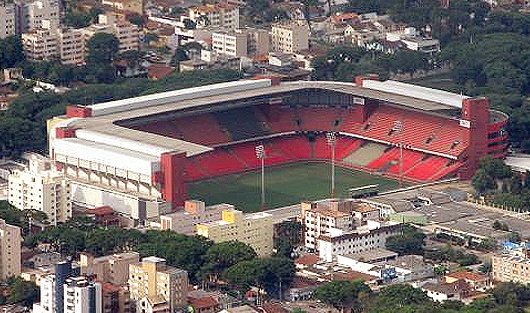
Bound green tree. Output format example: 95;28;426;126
86;33;120;65
385;224;426;255
472;168;496;194
314;280;371;312
5;277;39;306
170;48;189;67
0;35;25;69
199;241;257;282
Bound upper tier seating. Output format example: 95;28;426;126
214;107;271;141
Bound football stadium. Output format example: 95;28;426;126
47;76;509;222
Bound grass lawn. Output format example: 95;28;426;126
187;162;400;212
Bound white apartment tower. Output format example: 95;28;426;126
21;21;59;61
188;3;240;30
81;14;139;54
22;20;86;65
271;20;309;53
64;277;102;313
212;31;247;57
0;219;21;281
0;2;16;39
8;154;72;224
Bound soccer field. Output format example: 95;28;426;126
187;162;400;212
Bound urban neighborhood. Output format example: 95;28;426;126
2;0;530;312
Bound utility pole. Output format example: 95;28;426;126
255;145;266;208
393;121;404;187
326;132;337;198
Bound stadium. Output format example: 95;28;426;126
48;76;509;222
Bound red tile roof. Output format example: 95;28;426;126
446;271;487;282
148;64;174;81
187;296;219;309
295;254;320;266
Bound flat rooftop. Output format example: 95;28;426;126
365;185;530;240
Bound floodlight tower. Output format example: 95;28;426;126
255;144;266;208
394;121;404;187
326;132;337;198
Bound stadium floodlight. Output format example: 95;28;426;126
394;121;404;187
255;145;266;208
326;132;337;198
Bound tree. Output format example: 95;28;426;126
314;281;371;312
274;220;302;258
183;19;197;30
199;241;257;282
170;48;189;67
5;277;39;306
472;169;496;194
0;35;25;69
223;257;295;298
126;13;146;27
367;284;430;312
86;33;120;65
385;224;426;255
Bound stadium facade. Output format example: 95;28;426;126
47;77;508;223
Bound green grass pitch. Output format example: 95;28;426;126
187;162;400;212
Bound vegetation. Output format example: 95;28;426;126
274;220;303;258
471;157;530;211
188;162;400;212
0;35;24;70
0;201;48;233
24;216;294;289
223;257;295;297
0;277;39;307
314;281;530;313
0;69;240;158
424;244;480;266
385;224;426;255
313;280;371;312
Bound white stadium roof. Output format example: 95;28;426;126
362;80;468;108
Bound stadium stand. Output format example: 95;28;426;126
51;78;509;212
342;142;388;166
405;156;451;181
214;107;271;141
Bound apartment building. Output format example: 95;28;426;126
101;0;143;15
211;28;269;57
271;20;309;53
64;277;102;313
101;282;132;313
0;219;21;281
8;154;71;224
21;21;58;61
80;252;139;285
212;31;247;57
492;254;530;284
246;27;269;56
188;3;240;30
317;221;401;262
57;28;85;65
196;209;273;257
160;200;228;235
129;257;188;313
302;200;354;250
0;3;16;39
82;14;139;53
33;261;77;313
22;21;85;65
23;0;60;33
